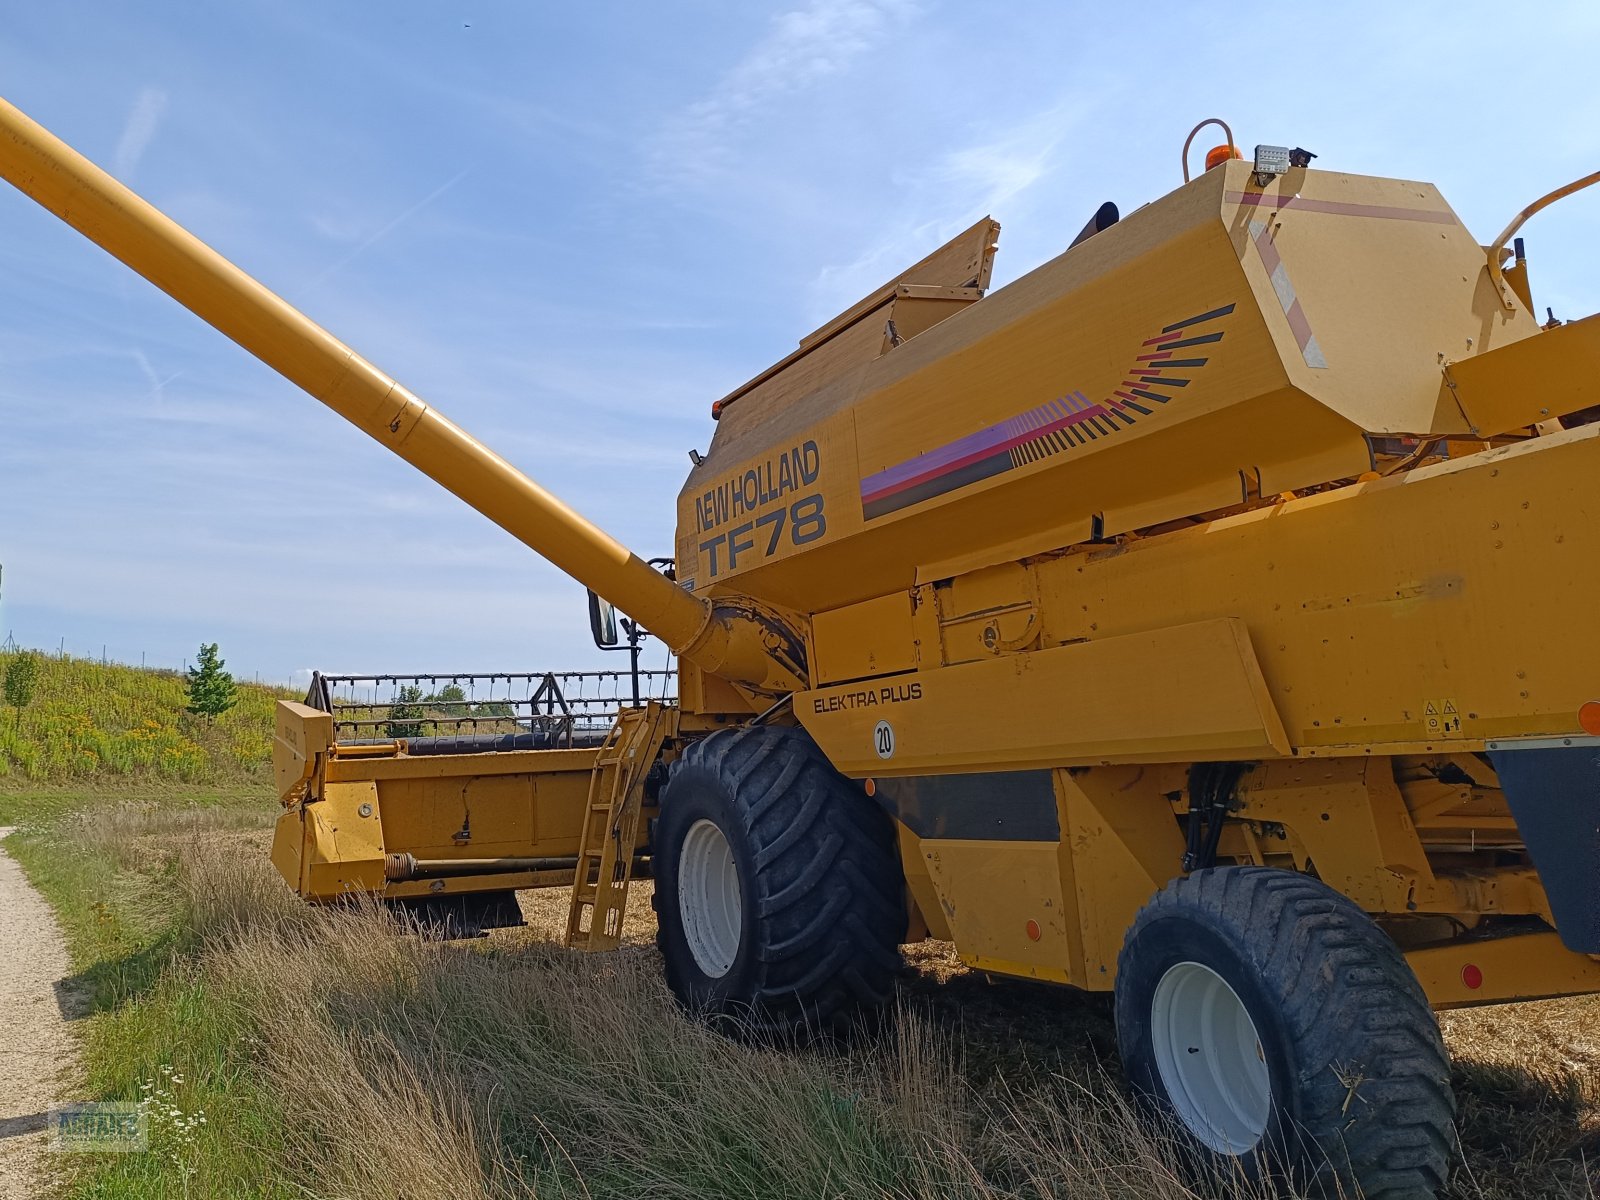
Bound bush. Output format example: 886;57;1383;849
4;650;40;728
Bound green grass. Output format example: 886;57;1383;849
2;790;296;1198
0;651;296;784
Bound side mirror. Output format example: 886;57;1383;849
587;590;619;648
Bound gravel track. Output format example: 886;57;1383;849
0;828;83;1198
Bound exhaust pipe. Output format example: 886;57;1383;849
1069;200;1120;249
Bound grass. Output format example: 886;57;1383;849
4;785;1599;1199
0;791;1258;1200
0;651;296;783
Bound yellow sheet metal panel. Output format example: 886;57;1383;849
1235;759;1431;913
326;746;598;782
894;822;951;941
268;807;308;895
937;562;1039;665
887;294;979;345
1045;422;1600;754
917;839;1073;983
1407;931;1600;1008
378;774;534;862
795;218;999;349
797;617;1290;776
304;781;386;897
378;764;592;864
810;592;919;685
273;701;332;803
275;746;603;901
1443;312;1600;435
678;177;1320;614
913;517;1095;585
1224;168;1539;434
1059;765;1188;985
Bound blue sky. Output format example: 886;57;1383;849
1;1;1596;689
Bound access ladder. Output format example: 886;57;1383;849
565;701;671;950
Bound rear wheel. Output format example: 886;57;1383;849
1115;866;1454;1199
652;725;905;1037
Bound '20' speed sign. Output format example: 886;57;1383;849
873;720;895;760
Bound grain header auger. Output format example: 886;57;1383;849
6;94;1600;1198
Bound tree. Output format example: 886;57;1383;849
3;651;39;730
385;684;426;740
186;643;238;720
426;682;467;717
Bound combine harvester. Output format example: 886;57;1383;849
4;98;1598;1197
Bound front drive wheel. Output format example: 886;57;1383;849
1115;867;1454;1200
653;725;905;1037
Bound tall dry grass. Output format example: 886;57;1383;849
28;802;1600;1199
164;838;1284;1200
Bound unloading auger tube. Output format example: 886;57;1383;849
0;95;803;697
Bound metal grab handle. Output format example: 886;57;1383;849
1485;167;1600;311
1181;118;1236;184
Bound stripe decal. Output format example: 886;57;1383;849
1163;304;1236;331
859;304;1234;520
1225;191;1455;225
1248;219;1326;369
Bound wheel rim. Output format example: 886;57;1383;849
677;818;743;978
1149;961;1272;1155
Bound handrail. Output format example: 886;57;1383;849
1181;118;1235;184
1485;167;1600;311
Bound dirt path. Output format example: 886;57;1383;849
0;828;83;1198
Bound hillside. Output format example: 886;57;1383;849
0;650;295;783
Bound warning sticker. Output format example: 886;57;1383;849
1422;698;1464;738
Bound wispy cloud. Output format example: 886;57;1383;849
113;87;168;181
129;348;181;409
300;167;473;294
651;0;917;190
809;101;1082;318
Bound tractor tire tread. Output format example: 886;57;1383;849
660;725;904;1036
1119;866;1454;1200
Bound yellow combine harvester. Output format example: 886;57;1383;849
5;97;1598;1197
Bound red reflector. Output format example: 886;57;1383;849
1025;919;1042;942
1580;701;1600;736
1461;963;1484;990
